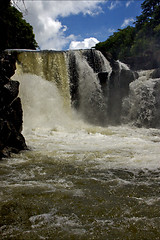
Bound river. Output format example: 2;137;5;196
0;50;160;239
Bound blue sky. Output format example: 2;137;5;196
59;1;143;43
16;0;144;50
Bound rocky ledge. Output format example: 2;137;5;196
0;52;27;159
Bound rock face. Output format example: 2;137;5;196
150;68;160;79
99;51;160;128
122;50;160;71
0;53;27;159
107;60;136;124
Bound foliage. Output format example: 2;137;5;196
0;0;38;50
95;0;160;60
96;27;135;60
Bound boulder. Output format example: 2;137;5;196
150;68;160;79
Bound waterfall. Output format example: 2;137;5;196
11;49;160;128
15;73;73;132
122;70;160;128
66;50;111;125
14;49;112;127
116;60;130;71
16;51;71;110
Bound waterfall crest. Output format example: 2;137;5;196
15;49;112;127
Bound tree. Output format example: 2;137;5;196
136;0;160;32
96;26;135;60
95;0;160;60
132;0;160;56
0;0;38;50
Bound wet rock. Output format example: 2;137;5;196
0;81;19;107
123;55;160;71
98;72;109;86
150;68;160;79
0;53;16;85
108;63;136;124
0;53;27;159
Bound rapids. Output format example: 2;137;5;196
0;50;160;239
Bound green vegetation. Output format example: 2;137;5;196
0;0;38;50
95;0;160;61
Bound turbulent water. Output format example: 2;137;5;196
1;50;160;240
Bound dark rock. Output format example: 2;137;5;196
0;54;16;79
4;81;19;100
0;119;11;149
0;53;16;86
119;69;135;94
108;63;136;124
150;68;160;79
123;53;160;71
0;52;27;159
6;97;23;132
7;132;27;153
66;51;80;110
82;49;106;73
0;81;19;107
98;72;109;86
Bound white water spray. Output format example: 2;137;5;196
73;51;107;125
16;73;74;133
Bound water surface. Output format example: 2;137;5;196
1;125;160;240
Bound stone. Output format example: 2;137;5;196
108;62;136;124
98;72;109;86
0;81;19;107
150;68;160;79
0;52;27;159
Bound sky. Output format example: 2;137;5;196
15;0;144;50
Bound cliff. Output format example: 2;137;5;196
0;52;27;159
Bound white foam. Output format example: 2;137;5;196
11;72;160;171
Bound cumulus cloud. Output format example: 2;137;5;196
69;37;99;50
121;18;134;28
16;1;104;50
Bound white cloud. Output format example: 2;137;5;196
16;1;104;50
69;37;99;50
108;1;120;10
126;0;134;8
108;28;115;34
121;18;134;28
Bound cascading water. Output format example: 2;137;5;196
17;74;72;132
66;50;109;125
1;50;160;240
16;50;71;109
16;50;111;126
122;69;160;127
